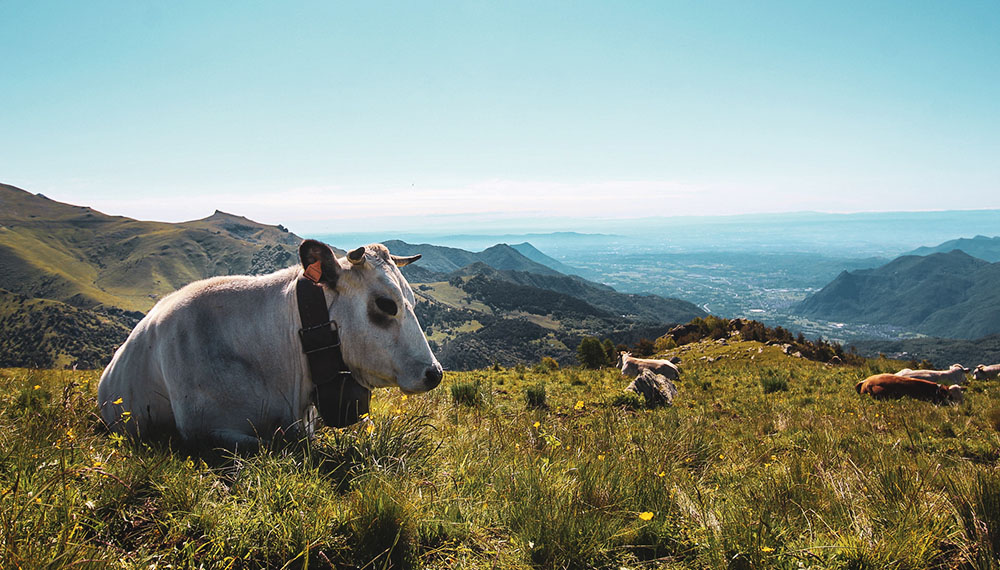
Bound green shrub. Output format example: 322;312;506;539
536;356;559;373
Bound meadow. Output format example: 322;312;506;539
2;340;999;569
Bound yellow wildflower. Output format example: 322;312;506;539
400;394;408;401
33;385;41;390
761;546;775;552
533;421;540;428
597;454;605;460
638;511;654;521
657;471;665;477
112;397;123;405
574;400;584;410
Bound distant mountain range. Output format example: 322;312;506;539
904;235;1000;262
795;250;1000;339
382;240;563;276
0;183;703;370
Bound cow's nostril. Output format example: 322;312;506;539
424;365;443;388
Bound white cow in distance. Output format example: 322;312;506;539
973;364;1000;381
97;239;442;450
618;351;681;381
895;363;969;385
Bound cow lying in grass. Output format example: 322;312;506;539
973;363;1000;381
97;240;443;450
895;363;969;385
617;351;680;381
856;374;964;404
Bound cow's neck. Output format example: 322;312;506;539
295;275;370;428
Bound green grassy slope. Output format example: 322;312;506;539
0;184;301;312
0;289;137;369
2;341;998;568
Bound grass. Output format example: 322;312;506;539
2;339;1000;568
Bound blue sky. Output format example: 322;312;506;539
1;1;998;234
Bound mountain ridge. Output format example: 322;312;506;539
905;235;1000;262
795;250;1000;339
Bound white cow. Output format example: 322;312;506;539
97;240;442;449
895;363;969;385
973;364;1000;381
617;351;680;381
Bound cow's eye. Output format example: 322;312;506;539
375;297;398;316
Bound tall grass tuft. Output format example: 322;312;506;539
949;468;1000;568
988;405;1000;433
759;367;790;393
348;476;420;570
450;380;484;407
525;382;547;409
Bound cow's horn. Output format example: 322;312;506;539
391;254;421;267
348;246;366;266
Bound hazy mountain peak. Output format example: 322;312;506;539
906;235;1000;263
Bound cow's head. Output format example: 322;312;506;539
950;363;970;373
298;239;443;394
946;384;966;404
617;351;631;367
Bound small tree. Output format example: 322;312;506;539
577;337;608;369
654;335;677;352
536;356;559;373
601;339;617;364
633;338;655;358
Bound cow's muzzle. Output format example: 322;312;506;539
423;363;443;390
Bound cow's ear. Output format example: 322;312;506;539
298;239;339;285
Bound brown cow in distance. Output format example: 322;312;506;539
855;374;964;404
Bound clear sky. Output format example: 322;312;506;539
2;1;998;234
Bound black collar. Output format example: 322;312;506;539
295;275;370;428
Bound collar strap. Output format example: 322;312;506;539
295;275;370;427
